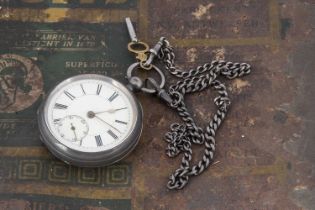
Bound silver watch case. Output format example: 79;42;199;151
37;74;143;167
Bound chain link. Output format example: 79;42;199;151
156;37;251;190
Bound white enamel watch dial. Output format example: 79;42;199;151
38;74;142;167
47;78;133;152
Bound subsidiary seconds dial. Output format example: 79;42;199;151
55;115;89;144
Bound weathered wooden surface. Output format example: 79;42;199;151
0;0;314;209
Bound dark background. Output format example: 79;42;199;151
0;0;314;209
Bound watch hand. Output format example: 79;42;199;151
71;123;78;141
94;115;122;134
94;107;127;114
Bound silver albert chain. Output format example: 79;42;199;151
125;18;252;190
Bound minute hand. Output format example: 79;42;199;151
94;115;121;134
94;107;127;114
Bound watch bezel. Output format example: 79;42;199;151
37;74;143;167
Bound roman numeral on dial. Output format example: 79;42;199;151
96;84;102;95
53;118;61;123
64;91;75;100
54;103;68;109
115;120;127;125
108;91;119;102
107;130;118;139
95;135;103;146
80;84;86;95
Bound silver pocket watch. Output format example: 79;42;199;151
38;18;252;189
37;18;163;167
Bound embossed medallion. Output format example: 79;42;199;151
0;54;43;113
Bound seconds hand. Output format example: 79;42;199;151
71;123;78;141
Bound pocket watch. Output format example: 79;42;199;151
37;18;166;167
37;18;252;190
38;74;143;167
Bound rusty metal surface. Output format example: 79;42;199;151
0;0;314;209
